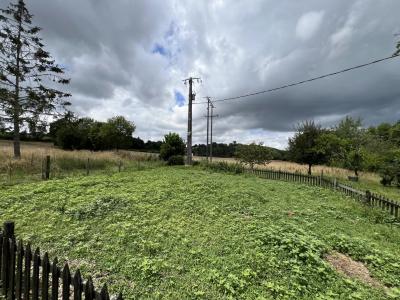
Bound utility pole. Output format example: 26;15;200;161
183;77;201;165
209;102;219;162
204;97;211;161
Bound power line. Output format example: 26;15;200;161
195;54;400;105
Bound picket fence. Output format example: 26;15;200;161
246;168;399;219
0;221;123;300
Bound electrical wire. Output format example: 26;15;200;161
194;54;400;105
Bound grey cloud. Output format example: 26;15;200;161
14;0;400;149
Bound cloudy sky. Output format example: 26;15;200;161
19;0;400;149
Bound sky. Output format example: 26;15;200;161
16;0;400;149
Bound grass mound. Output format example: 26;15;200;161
0;167;399;299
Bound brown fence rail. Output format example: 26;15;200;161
245;168;400;219
0;221;123;300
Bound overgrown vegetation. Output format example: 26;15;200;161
288;117;400;186
50;113;136;151
0;140;162;184
0;167;399;299
159;132;185;164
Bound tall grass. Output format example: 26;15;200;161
196;156;380;183
0;140;162;184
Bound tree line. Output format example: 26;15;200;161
192;142;286;160
288;117;400;186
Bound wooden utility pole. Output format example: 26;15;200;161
204;97;211;161
209;102;219;162
183;77;201;165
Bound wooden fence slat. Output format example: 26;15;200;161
2;235;10;296
23;243;32;300
8;237;16;300
62;263;71;300
15;240;23;300
84;277;95;300
0;223;123;300
73;270;83;300
51;258;59;300
0;232;3;285
100;284;110;300
116;292;123;300
41;253;50;300
32;248;40;300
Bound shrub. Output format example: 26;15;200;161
167;155;185;166
160;133;185;161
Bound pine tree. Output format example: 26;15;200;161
0;0;71;158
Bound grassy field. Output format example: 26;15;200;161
0;140;160;184
196;157;400;201
0;167;399;299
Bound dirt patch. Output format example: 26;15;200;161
325;252;384;289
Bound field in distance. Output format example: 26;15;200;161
0;139;159;184
195;156;400;201
0;167;399;299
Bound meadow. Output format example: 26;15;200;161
0;167;399;299
196;157;400;201
0;140;161;184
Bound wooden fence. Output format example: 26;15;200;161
246;168;400;219
0;221;123;300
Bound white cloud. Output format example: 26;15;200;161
296;11;325;41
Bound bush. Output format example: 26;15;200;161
160;133;185;161
167;155;185;166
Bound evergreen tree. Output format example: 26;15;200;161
0;0;71;158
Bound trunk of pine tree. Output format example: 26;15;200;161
13;114;21;159
308;164;312;175
13;3;23;159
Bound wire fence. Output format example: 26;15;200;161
0;152;161;185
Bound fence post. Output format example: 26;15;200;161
52;257;59;300
1;233;9;296
1;222;14;297
118;160;122;173
62;263;71;300
44;155;51;180
3;222;14;240
86;158;90;176
365;190;372;205
32;248;40;299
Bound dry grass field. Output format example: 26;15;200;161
0;140;159;183
196;156;380;183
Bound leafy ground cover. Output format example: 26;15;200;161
0;167;399;299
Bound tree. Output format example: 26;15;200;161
235;142;273;170
314;131;346;164
288;121;326;175
49;112;76;139
334;116;365;176
99;116;136;150
132;137;145;150
0;0;71;158
159;133;185;161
